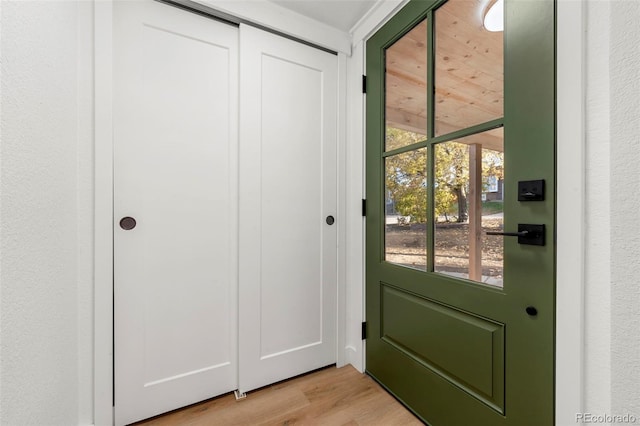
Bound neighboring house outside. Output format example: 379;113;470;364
483;176;503;202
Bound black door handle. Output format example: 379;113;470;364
486;224;545;246
486;230;530;237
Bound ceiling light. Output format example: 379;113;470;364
484;0;504;32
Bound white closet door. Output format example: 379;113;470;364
238;24;338;393
113;2;238;424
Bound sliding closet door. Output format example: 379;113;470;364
113;2;238;424
238;24;339;393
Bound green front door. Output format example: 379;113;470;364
365;0;555;425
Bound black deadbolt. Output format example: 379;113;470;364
120;216;137;230
518;179;545;201
526;306;538;316
326;215;335;225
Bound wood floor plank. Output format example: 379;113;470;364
134;366;422;425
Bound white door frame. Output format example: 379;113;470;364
94;1;585;425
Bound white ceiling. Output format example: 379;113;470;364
268;0;379;33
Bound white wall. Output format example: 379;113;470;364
583;0;640;422
584;0;612;418
608;0;640;419
0;1;94;425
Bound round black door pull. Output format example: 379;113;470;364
326;216;335;225
120;216;137;230
526;306;538;316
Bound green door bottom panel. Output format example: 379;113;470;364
379;283;505;413
367;326;554;426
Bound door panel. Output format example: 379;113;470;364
380;284;505;412
366;0;555;425
114;2;238;424
239;24;338;393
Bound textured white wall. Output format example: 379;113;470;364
609;0;640;419
584;0;612;418
0;1;93;425
583;0;640;422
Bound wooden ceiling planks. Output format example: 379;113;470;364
434;0;503;136
386;19;428;137
385;0;503;151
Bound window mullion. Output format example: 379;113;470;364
426;10;436;273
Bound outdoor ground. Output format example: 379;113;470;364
385;218;504;284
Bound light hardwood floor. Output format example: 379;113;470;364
134;365;422;425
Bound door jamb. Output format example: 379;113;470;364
556;0;585;423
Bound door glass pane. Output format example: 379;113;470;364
385;148;428;270
435;0;504;136
385;19;428;151
434;127;503;286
